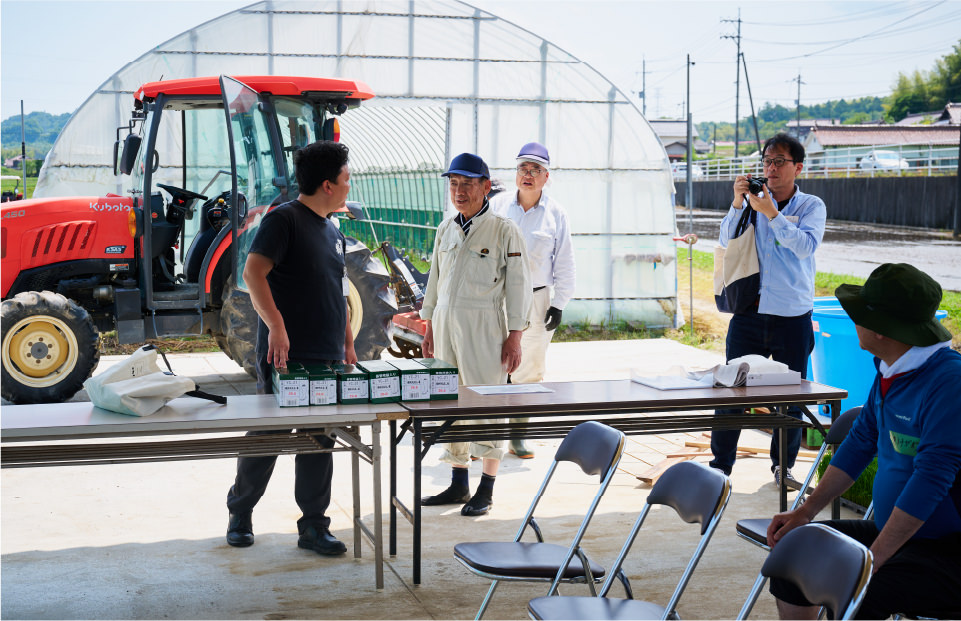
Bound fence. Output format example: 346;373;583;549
680;175;959;229
683;143;958;181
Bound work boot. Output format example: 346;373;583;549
421;483;471;506
298;524;347;556
226;512;254;547
509;439;534;459
461;489;493;516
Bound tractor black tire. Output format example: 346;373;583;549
345;236;397;362
1;291;100;404
213;238;397;378
216;276;257;376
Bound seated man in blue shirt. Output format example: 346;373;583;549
766;263;961;620
709;133;826;485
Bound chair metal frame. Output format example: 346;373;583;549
736;406;864;617
527;460;732;621
454;421;626;620
738;523;874;620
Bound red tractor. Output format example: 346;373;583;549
1;75;404;404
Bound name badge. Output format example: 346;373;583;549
785;215;799;224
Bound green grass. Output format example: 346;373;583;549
1;166;36;199
818;451;877;510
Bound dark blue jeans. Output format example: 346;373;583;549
226;340;338;533
709;309;814;475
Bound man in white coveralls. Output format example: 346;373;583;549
419;152;532;516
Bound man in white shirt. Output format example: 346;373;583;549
491;142;576;459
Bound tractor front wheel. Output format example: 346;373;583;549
1;291;100;404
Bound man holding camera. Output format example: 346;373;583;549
709;133;826;485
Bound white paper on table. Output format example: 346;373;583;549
631;365;714;390
469;384;555;395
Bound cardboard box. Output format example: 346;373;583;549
272;362;309;407
303;363;337;406
387;359;431;402
413;358;459;400
356;360;401;403
745;370;802;386
330;363;370;404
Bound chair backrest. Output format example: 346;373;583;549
761;524;873;620
824;406;863;445
648;460;731;535
554;421;626;481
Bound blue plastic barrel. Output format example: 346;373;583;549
811;298;948;414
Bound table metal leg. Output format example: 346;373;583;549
389;419;397;557
352;429;361;559
830;400;842;520
414;419;422;585
372;421;384;589
778;408;788;512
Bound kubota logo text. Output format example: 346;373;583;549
89;202;131;212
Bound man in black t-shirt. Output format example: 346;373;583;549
225;141;357;556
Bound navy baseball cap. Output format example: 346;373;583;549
442;153;490;179
516;141;550;168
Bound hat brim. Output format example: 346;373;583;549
516;155;549;167
441;170;488;178
836;283;951;346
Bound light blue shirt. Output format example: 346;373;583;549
719;186;826;317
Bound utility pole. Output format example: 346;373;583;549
722;10;742;160
685;54;695;335
792;73;805;139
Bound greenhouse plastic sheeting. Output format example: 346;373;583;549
34;0;677;326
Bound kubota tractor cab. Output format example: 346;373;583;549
1;75;397;404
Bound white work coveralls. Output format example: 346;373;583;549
491;190;576;384
420;206;532;464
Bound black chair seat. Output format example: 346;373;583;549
529;595;666;620
736;518;772;548
455;541;605;579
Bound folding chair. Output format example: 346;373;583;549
738;523;873;620
453;421;626;620
528;460;732;621
735;406;863;615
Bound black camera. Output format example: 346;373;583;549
747;176;768;195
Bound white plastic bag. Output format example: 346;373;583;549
83;346;199;416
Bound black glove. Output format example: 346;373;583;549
544;306;562;331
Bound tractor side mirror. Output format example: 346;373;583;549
118;134;142;176
236;192;248;220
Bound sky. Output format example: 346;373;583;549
2;0;960;128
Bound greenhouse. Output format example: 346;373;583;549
35;0;677;327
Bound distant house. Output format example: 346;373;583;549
802;124;959;170
895;102;961;126
784;118;845;142
3;154;25;169
648;119;711;160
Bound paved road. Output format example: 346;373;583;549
677;208;961;291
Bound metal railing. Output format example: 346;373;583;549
683;143;958;181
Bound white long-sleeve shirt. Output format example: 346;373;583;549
491;190;576;310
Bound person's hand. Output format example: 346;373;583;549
344;342;358;365
267;328;291;368
422;321;434;358
502;331;523;374
747;181;779;220
766;508;811;548
732;176;750;207
544;306;562;331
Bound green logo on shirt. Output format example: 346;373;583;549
889;431;919;456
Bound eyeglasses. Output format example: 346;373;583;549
762;156;795;168
517;165;545;178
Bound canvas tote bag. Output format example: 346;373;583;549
714;206;760;313
83;345;226;416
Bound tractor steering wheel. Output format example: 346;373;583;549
157;183;208;219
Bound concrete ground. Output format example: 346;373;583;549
1;339;858;620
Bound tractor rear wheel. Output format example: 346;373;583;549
1;291;100;403
345;237;397;362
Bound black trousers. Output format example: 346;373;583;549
770;519;961;619
710;309;814;474
225;345;338;533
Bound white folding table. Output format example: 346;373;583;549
1;394;409;589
